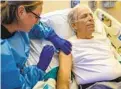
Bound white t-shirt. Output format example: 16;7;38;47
69;35;121;85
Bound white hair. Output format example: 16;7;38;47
68;4;93;30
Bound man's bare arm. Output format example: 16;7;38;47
56;51;72;89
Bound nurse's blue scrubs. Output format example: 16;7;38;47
1;22;55;89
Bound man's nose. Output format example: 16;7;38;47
88;15;93;21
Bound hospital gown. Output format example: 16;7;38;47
69;35;121;85
1;22;57;89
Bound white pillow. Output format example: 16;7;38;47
26;9;107;67
41;9;107;39
41;9;73;39
27;9;73;67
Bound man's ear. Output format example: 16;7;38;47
17;5;26;19
71;23;77;32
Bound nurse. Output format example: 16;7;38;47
1;1;72;89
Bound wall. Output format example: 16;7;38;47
95;1;121;23
42;1;121;23
80;1;88;5
42;0;88;14
42;0;70;14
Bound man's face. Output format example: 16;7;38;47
73;7;95;38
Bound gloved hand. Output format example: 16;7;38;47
47;32;72;55
37;45;54;71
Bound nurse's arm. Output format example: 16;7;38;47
56;51;72;89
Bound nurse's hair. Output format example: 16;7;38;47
1;1;43;24
68;4;93;29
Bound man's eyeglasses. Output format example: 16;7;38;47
30;11;41;19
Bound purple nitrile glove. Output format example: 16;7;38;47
37;45;54;71
47;33;72;55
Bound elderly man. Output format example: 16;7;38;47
59;5;121;89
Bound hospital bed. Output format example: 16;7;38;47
26;8;121;89
94;8;121;56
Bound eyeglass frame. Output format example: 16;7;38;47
30;11;41;19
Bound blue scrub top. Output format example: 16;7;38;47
1;22;54;89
